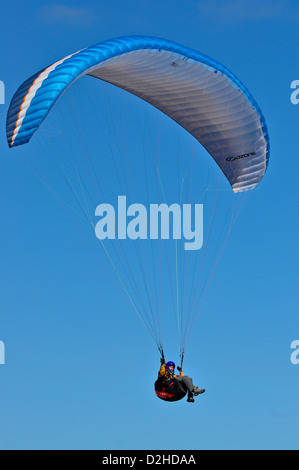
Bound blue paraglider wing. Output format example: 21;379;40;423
6;35;269;192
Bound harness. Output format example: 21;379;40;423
155;349;187;402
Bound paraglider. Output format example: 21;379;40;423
6;35;269;403
155;355;205;403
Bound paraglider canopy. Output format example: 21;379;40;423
6;35;269;193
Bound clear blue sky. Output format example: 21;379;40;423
0;0;299;450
